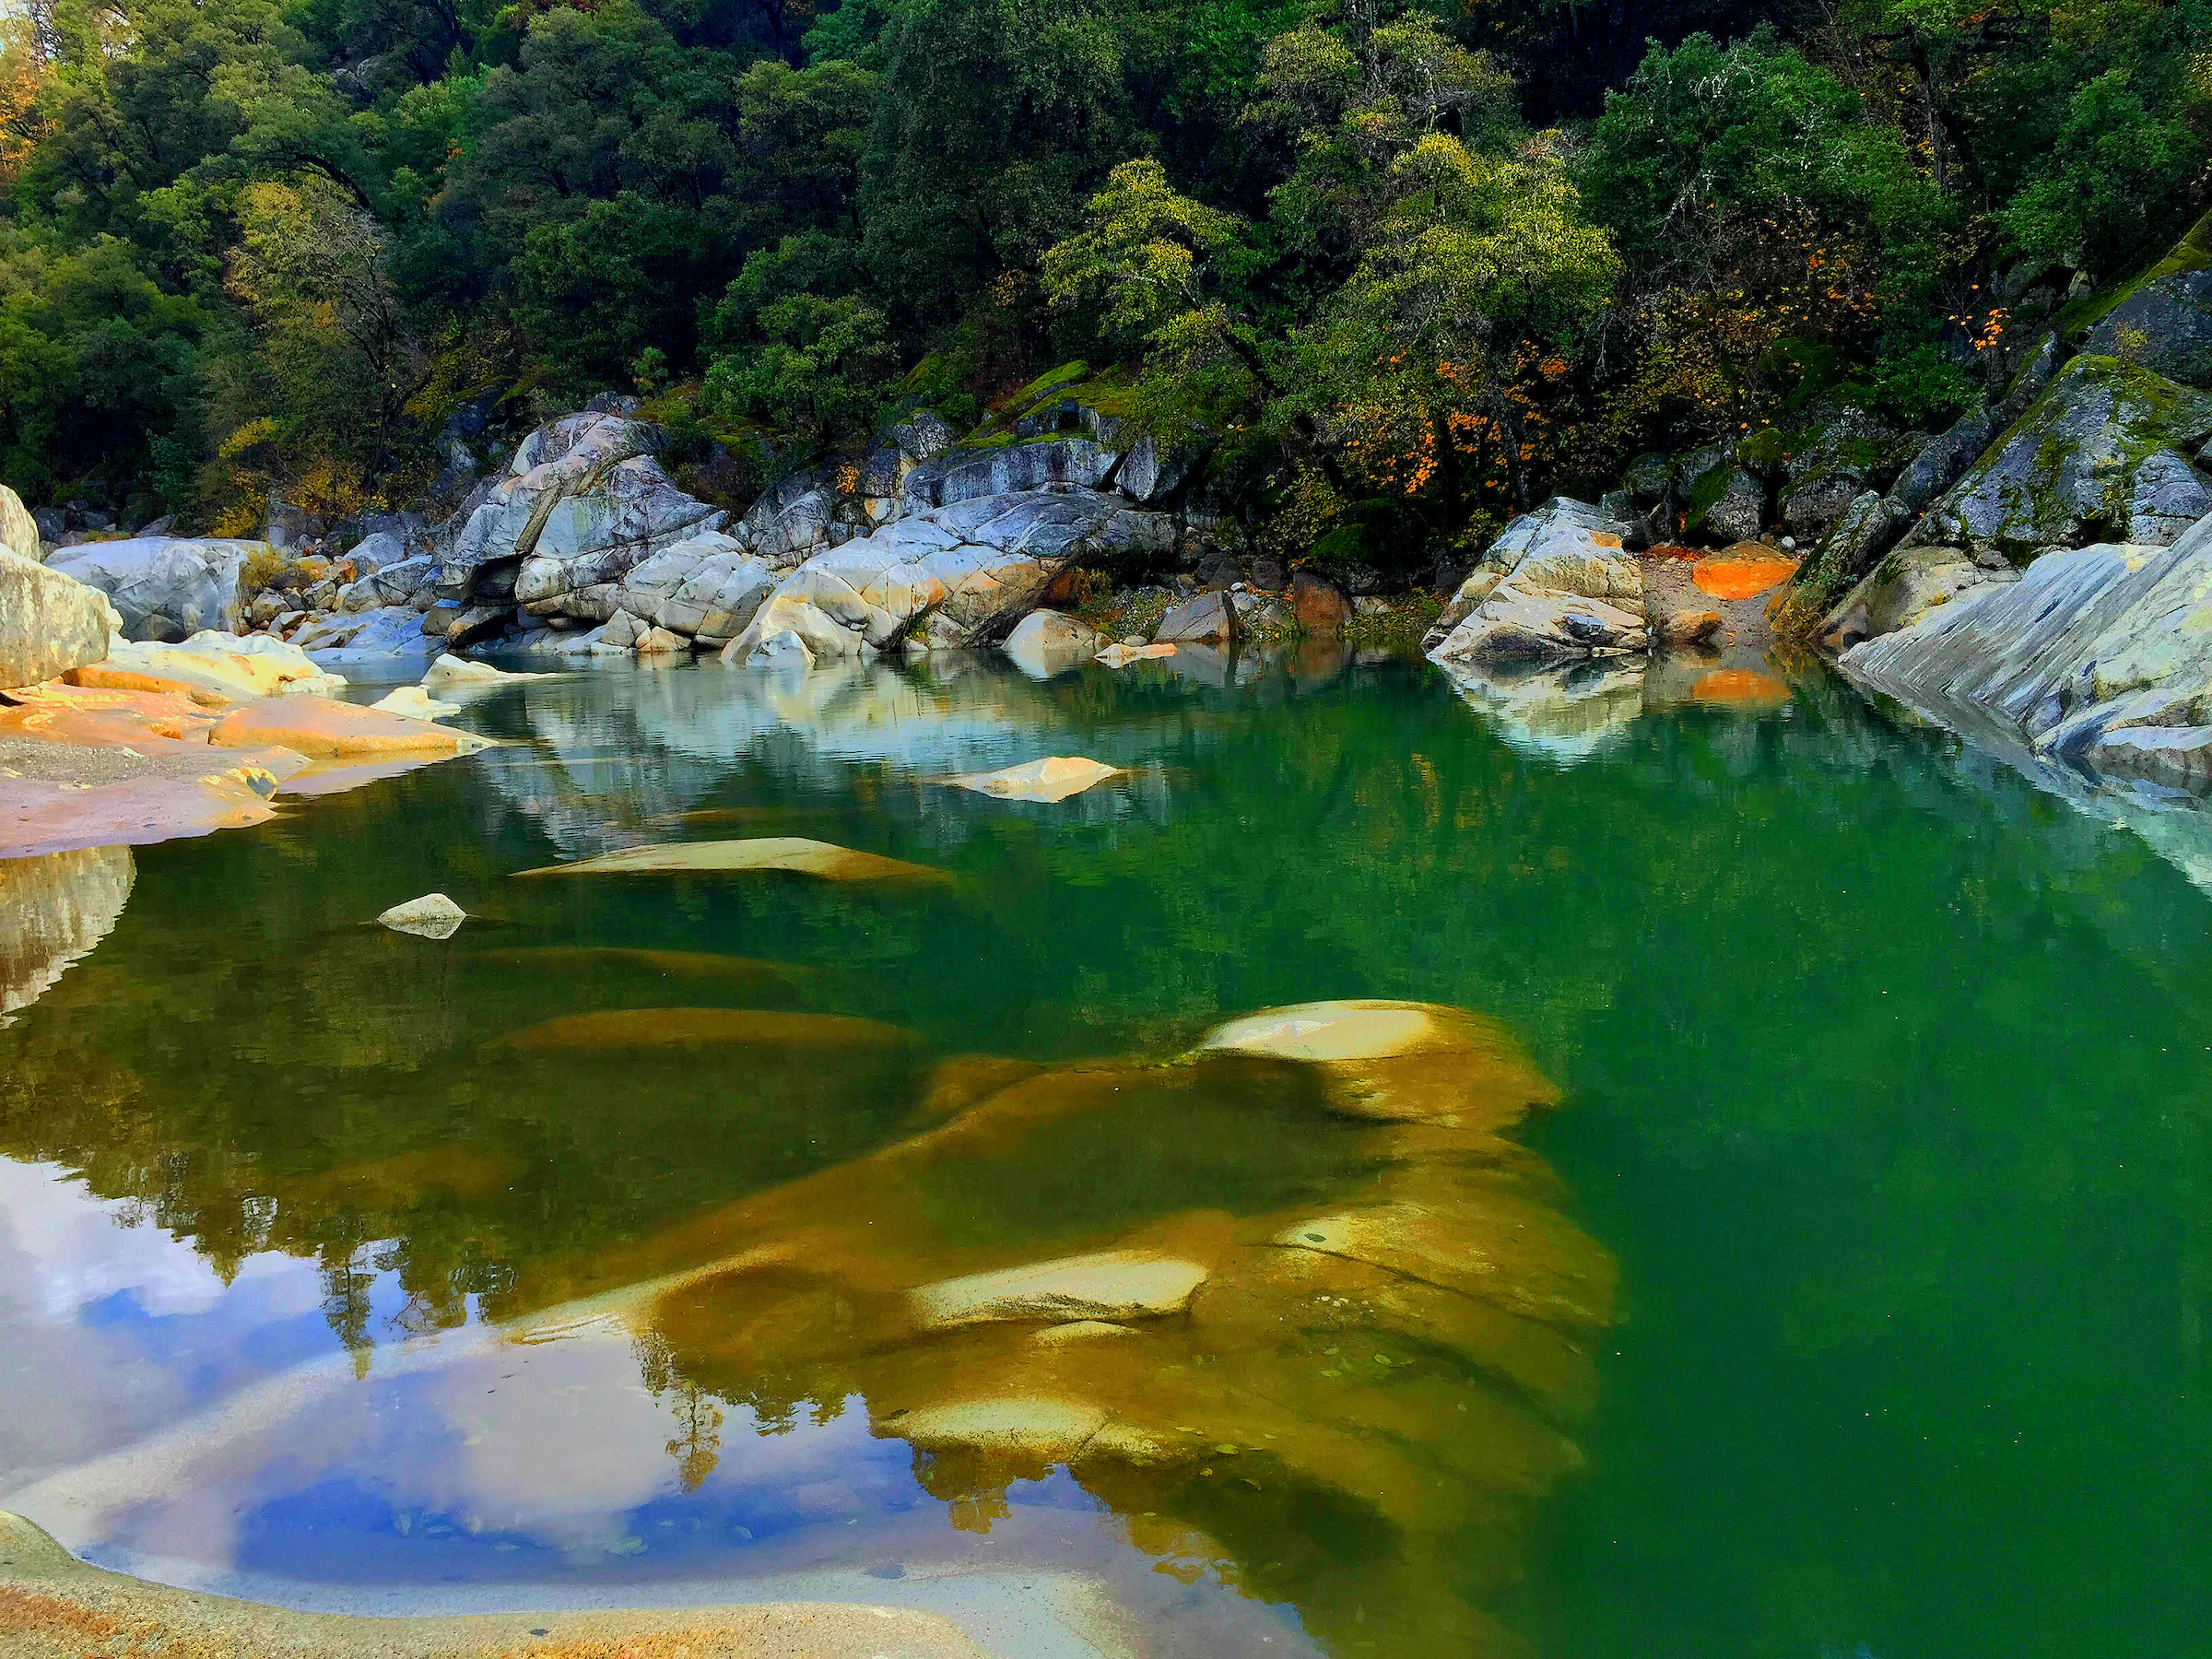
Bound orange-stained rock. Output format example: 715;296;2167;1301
0;683;222;748
1690;548;1799;600
1658;608;1724;647
61;665;232;707
1289;570;1353;633
206;695;488;759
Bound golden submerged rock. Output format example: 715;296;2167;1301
512;836;951;885
489;998;1614;1658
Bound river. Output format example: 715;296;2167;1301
1;648;2205;1658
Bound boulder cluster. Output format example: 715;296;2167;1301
9;381;1236;677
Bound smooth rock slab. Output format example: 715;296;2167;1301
888;1396;1110;1465
207;696;489;759
1273;1200;1612;1328
91;634;343;702
911;1250;1211;1329
512;837;950;885
945;756;1119;803
376;891;466;940
0;762;289;859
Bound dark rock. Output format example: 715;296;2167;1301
1155;589;1237;645
1289;570;1353;633
1194;549;1242;591
1907;356;2212;561
1893;409;1998;512
2081;265;2212;388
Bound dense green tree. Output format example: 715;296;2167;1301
1;0;2209;558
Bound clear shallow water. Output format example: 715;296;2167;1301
0;649;2207;1658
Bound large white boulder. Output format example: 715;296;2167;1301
1840;517;2212;787
104;631;344;700
441;412;724;614
0;550;112;688
721;489;1177;667
46;537;263;638
512;454;726;618
648;535;780;644
1427;500;1646;665
0;484;39;562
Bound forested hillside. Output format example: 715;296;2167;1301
3;0;2206;566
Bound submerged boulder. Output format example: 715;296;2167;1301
514;837;950;884
945;755;1119;801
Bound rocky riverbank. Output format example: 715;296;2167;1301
19;214;2212;845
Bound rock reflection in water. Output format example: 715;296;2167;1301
503;999;1613;1657
0;845;133;1022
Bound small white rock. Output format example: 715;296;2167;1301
370;685;461;721
422;653;543;694
376;892;466;940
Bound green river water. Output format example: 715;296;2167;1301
0;648;2206;1659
